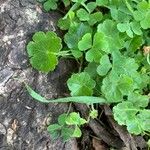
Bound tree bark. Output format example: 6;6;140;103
0;0;78;149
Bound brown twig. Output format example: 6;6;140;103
74;103;124;149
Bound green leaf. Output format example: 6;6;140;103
71;49;83;58
85;32;108;62
84;62;98;78
72;126;82;137
101;71;122;103
126;27;133;38
62;0;70;7
130;22;142;35
78;33;92;51
57;18;71;30
68;11;75;20
101;51;145;103
72;0;87;3
140;11;150;29
117;23;129;32
117;75;134;95
87;2;97;13
137;1;149;11
86;49;103;63
112;52;142;89
112;52;139;77
117;22;134;38
64;23;92;58
96;0;108;6
102;73;135;103
89;109;98;119
97;55;112;76
113;102;150;134
47;124;61;139
138;110;150;132
27;31;62;72
67;72;96;96
97;20;124;52
113;101;139;125
65;112;87;126
92;32;108;51
112;51;141;88
128;92;149;108
47;124;61;132
133;11;144;21
25;83;107;104
88;12;103;26
58;114;68;126
126;36;143;52
134;1;150;29
61;127;74;141
126;119;143;135
43;0;58;11
110;6;131;22
77;8;89;21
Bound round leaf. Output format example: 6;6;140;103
78;33;92;51
67;72;96;96
77;8;89;21
27;31;62;72
72;126;82;137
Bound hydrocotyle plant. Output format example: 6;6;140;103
26;0;150;143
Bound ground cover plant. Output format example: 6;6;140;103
26;0;150;149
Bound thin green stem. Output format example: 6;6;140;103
125;0;134;14
91;104;95;110
94;87;102;96
78;56;83;73
147;53;150;65
63;2;81;19
57;51;71;57
81;2;90;13
144;131;150;136
67;103;72;116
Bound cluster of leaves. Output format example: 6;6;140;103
47;112;87;141
27;0;150;142
37;0;70;11
47;110;98;140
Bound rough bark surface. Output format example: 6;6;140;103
0;0;78;149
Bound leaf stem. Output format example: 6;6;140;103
81;2;90;13
147;53;150;65
144;131;150;136
67;103;72;116
63;2;81;19
78;56;83;73
124;0;134;14
57;51;71;57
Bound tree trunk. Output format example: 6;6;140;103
0;0;78;149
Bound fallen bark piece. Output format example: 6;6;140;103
92;138;107;150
